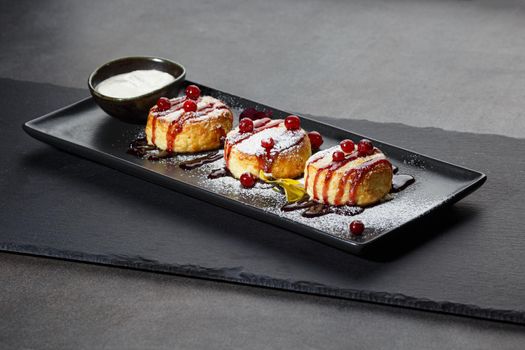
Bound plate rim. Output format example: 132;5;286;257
23;83;487;253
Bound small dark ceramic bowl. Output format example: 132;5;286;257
88;56;186;123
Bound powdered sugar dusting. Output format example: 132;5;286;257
306;145;385;169
159;95;228;123
306;147;332;165
189;109;228;123
197;96;217;108
132;91;449;245
236;125;306;156
161;109;184;122
200;161;435;242
130;134;450;244
163;150;429;243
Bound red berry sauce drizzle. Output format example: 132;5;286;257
305;144;384;206
129;104;415;236
223;117;304;174
207;112;308;185
128;88;229;163
282;140;415;222
162;97;228;153
282;169;414;220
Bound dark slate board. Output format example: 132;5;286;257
2;79;525;324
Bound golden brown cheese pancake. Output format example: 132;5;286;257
224;118;312;179
304;145;393;207
146;95;233;153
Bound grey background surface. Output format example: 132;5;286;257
1;0;525;138
1;0;525;349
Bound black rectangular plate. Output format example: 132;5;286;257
23;81;485;255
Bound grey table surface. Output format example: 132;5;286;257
1;0;525;349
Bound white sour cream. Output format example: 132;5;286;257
96;70;175;98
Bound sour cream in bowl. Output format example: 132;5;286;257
88;57;186;123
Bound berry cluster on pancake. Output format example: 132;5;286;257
224;115;312;180
304;139;393;207
146;85;233;153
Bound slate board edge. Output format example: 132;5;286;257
2;243;524;326
16;86;506;325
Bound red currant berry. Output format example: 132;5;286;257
308;131;324;149
349;220;365;235
156;97;171;111
261;137;274;150
185;85;201;100
239;118;254;133
183;100;198;112
332;151;345;162
284;115;301;130
240;172;256;188
340;139;355;153
357;139;374;156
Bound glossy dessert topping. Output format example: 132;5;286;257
305;143;391;206
149;95;230;152
96;70;175;98
224;117;307;174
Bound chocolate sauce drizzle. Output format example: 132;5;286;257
179;152;223;170
391;174;415;192
128;137;172;160
280;197;317;212
208;167;232;179
302;203;333;218
129;137;224;170
280;163;414;218
207;168;273;191
224;118;303;174
282;196;365;218
390;164;415;192
129;136;415;220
